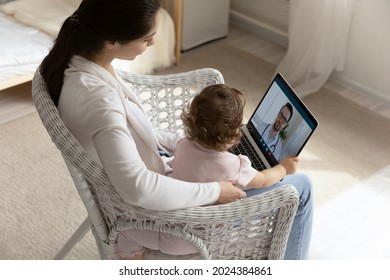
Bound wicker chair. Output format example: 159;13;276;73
31;68;299;260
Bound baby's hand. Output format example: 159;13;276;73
280;157;299;175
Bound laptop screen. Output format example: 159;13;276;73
247;73;318;166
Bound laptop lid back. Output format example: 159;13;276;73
246;73;318;167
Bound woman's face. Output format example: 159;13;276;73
112;10;160;61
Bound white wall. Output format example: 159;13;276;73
230;0;390;106
230;0;289;46
332;0;390;106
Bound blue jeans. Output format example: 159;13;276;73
244;173;313;260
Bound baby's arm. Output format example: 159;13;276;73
246;157;299;188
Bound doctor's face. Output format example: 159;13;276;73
273;106;291;132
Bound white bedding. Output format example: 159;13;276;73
0;0;175;88
0;0;80;37
0;11;53;83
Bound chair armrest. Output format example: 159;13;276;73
114;185;299;259
128;185;298;225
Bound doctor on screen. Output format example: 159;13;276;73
256;103;293;161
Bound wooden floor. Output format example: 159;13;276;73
0;81;35;126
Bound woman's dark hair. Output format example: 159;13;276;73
181;84;245;152
40;0;161;106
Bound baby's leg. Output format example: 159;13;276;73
116;231;145;260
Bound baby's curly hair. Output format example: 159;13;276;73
181;84;245;152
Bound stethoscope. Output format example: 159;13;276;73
261;124;279;153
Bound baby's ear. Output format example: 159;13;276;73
105;40;116;49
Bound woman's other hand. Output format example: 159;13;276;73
216;182;246;204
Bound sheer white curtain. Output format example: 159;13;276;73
275;0;357;97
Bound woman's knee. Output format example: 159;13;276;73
291;173;313;209
288;173;312;196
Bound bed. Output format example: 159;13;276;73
0;0;182;91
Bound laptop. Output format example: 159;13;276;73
230;73;318;171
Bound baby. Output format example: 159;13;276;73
169;84;298;189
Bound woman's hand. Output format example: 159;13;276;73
216;182;246;204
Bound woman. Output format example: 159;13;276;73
40;0;312;259
40;0;244;259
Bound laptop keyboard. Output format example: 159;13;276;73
230;134;266;171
